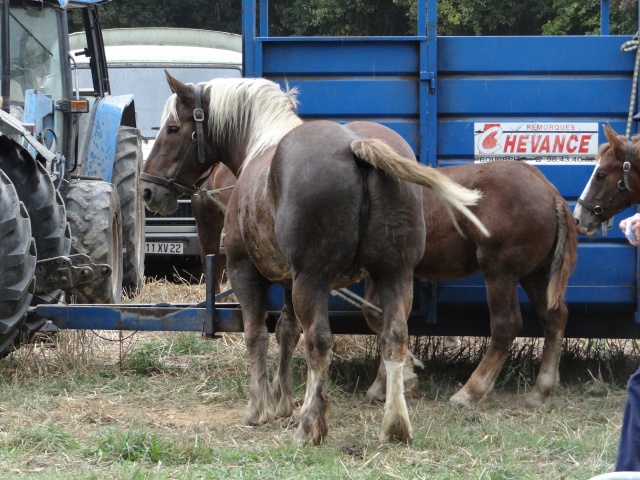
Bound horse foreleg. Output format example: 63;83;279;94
363;278;422;403
375;276;414;443
272;289;302;418
450;276;521;408
292;280;332;445
521;275;567;407
228;259;275;426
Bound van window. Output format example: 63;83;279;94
77;66;241;139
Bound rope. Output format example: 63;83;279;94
330;287;382;313
621;32;640;138
192;183;381;315
195;184;234;214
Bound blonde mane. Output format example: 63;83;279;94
160;78;302;171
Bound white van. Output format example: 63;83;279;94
70;28;242;275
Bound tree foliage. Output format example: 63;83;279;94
71;0;639;37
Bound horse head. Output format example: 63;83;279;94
574;124;640;235
141;72;302;216
141;71;217;215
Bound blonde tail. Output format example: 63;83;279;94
351;138;489;237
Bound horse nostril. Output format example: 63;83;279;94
142;188;152;202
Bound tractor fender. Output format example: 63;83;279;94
80;94;136;182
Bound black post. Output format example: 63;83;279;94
204;254;216;338
1;0;11;112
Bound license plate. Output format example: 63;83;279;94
145;242;184;255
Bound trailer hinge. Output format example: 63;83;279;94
420;71;436;92
35;254;111;292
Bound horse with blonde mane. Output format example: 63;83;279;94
141;72;487;445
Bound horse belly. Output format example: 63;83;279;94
417;214;480;280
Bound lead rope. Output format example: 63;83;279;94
199;184;383;314
195;184;235;214
330;288;382;314
603;33;640;235
621;32;640;138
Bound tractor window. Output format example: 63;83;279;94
2;3;64;105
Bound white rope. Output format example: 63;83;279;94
193;183;381;315
195;184;235;214
621;32;640;138
330;287;382;313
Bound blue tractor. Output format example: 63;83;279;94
0;0;144;355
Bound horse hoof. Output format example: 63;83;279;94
524;390;547;409
241;409;274;426
403;375;419;397
366;384;386;404
295;420;328;445
275;402;295;418
379;417;413;443
449;390;476;408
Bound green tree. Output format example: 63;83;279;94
271;0;413;36
71;0;639;37
541;0;637;35
69;0;242;34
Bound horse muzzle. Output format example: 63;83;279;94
141;181;179;216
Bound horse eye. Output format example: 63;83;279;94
596;172;607;180
167;125;180;134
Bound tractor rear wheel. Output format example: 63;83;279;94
0;136;70;300
0;169;36;358
113;126;145;294
66;180;123;304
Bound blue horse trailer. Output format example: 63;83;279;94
36;0;640;338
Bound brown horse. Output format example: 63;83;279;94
363;161;578;408
192;161;575;408
141;73;488;445
574;124;640;235
190;163;235;295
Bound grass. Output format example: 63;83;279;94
0;277;636;479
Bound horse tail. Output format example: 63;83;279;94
546;198;578;309
350;138;489;237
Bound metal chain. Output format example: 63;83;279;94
621;32;640;138
90;329;139;342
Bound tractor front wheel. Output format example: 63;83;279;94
113;126;144;294
66;180;123;304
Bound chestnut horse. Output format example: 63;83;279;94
141;73;487;445
190;164;235;295
363;161;578;408
196;161;578;409
574;124;640;235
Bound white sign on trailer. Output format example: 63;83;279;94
474;122;599;164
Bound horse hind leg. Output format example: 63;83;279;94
520;273;567;408
362;278;423;403
271;289;302;418
291;279;333;445
373;274;415;443
450;275;522;407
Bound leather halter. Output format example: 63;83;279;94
141;84;217;196
577;139;634;217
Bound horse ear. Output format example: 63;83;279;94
603;123;626;155
164;70;194;107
